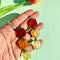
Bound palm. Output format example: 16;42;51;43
0;9;44;60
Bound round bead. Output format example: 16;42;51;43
32;40;41;49
31;28;39;38
21;50;31;60
27;18;37;29
18;38;28;50
15;27;26;39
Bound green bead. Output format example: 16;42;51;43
26;26;32;32
33;28;36;31
28;39;33;44
21;38;24;41
19;27;21;30
34;38;37;41
23;50;26;53
31;18;33;21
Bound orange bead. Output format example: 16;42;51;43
30;0;41;4
18;38;28;50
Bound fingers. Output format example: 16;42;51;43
11;11;41;41
25;39;44;52
20;11;39;30
9;11;40;41
10;9;34;28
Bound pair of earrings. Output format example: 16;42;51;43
15;18;41;60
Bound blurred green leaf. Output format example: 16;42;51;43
0;0;1;8
0;0;29;17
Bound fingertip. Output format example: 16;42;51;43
37;23;44;30
25;9;34;12
28;9;34;12
32;11;40;18
35;11;40;16
39;23;44;28
24;9;34;15
40;39;44;45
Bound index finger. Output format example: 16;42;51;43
10;9;34;28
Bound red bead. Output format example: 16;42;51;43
27;18;37;29
27;19;33;26
15;27;26;39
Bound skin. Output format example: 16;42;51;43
0;9;44;60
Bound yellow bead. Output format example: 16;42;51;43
31;28;39;39
32;40;41;49
21;50;31;60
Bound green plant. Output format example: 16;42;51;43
0;0;1;8
0;0;29;17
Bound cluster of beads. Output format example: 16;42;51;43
15;18;42;60
27;18;41;49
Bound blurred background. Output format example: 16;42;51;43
0;0;60;60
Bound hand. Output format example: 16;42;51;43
0;9;44;60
